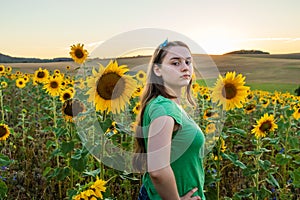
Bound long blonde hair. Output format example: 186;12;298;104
132;41;196;172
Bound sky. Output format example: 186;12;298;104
1;0;300;58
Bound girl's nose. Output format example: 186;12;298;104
181;62;189;72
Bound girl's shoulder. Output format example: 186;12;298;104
150;95;173;105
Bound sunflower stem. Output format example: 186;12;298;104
52;96;62;199
100;110;106;180
0;90;4;123
254;138;262;200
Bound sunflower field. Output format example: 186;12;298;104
0;44;299;200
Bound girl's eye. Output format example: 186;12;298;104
172;61;180;66
185;60;191;65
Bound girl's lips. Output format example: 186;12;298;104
181;74;191;79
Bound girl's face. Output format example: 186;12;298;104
154;46;193;92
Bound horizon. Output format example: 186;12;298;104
1;49;300;60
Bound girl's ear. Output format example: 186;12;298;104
153;64;162;77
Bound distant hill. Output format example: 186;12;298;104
0;52;72;63
224;50;270;55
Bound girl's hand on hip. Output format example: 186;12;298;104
180;187;201;200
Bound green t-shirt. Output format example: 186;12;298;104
142;95;206;200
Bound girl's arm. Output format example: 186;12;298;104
147;115;180;199
147;116;201;200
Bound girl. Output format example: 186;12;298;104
133;40;205;200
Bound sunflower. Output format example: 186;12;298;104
202;93;211;101
244;103;256;114
220;138;227;152
0;123;10;141
251;113;278;138
293;107;300;120
22;75;30;83
203;108;219;121
259;97;270;108
60;88;75;102
135;70;147;83
16;78;26;89
90;178;107;199
0;65;5;74
86;60;137;114
33;68;49;83
132;102;141;115
205;123;216;134
43;76;63;96
246;92;254;101
1;81;8;89
105;122;118;137
62;99;86;122
66;65;71;70
211;71;250;111
192;82;200;96
6;66;12;73
132;85;144;98
75;78;86;89
69;43;88;64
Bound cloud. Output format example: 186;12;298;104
235;37;300;42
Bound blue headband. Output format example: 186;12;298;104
159;39;168;48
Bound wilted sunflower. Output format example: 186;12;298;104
62;98;86;122
251;113;278;138
135;70;147;83
0;123;10;141
69;43;88;64
34;68;49;83
86;60;137;114
211;71;250;111
43;76;63;96
16;78;26;89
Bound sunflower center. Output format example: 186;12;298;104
50;81;59;89
63;99;84;117
37;71;45;78
96;73;125;100
19;81;24;85
75;49;84;59
222;83;237;99
246;104;255;111
139;73;144;79
63;93;71;100
259;121;272;132
247;94;253;100
0;125;7;137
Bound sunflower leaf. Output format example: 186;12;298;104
0;154;12;167
0;179;8;199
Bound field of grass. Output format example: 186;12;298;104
2;53;300;93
